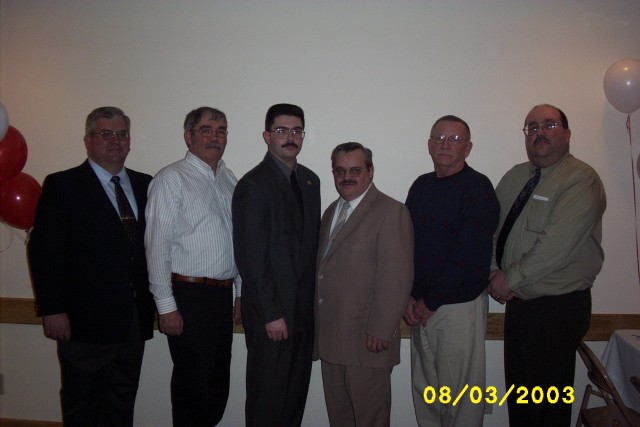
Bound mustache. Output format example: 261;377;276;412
534;136;550;144
282;142;299;149
340;179;357;186
205;142;224;149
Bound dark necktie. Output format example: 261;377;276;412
111;176;137;243
495;167;541;268
290;170;304;213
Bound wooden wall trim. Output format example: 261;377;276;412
0;419;62;427
2;297;639;341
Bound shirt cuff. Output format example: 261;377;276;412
155;296;178;315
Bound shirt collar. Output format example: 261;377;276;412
185;151;225;175
532;152;572;176
340;182;373;212
88;158;126;183
269;152;297;178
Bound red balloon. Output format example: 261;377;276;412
0;172;42;230
0;126;28;185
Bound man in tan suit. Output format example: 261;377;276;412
314;142;414;427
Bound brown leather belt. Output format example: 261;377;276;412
171;273;233;288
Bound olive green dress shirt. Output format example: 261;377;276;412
493;154;606;300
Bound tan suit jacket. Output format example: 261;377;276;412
314;183;414;368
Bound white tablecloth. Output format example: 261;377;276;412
601;329;640;413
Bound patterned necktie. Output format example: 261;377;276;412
496;168;541;268
290;170;304;213
323;201;351;257
111;176;137;243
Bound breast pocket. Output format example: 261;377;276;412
524;195;550;234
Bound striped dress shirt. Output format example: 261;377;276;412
145;152;241;315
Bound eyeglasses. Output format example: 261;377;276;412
332;167;366;177
193;127;229;138
522;121;560;136
270;127;305;139
90;130;130;141
429;134;469;145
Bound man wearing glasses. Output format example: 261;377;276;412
145;107;242;426
488;104;606;426
232;103;321;427
29;106;156;426
315;142;414;427
405;115;499;427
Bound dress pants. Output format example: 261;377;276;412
167;281;233;427
504;288;591;427
244;328;313;427
57;308;144;427
321;361;393;427
410;291;487;427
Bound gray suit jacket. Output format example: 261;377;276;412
314;184;413;367
232;153;321;333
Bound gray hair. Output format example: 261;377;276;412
183;107;227;132
85;106;130;134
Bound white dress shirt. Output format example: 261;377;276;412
145;152;241;314
88;159;139;219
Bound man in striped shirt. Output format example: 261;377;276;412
145;107;242;427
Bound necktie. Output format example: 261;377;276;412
495;168;541;268
290;170;304;213
323;201;351;257
111;176;137;243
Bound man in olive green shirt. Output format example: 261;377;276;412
488;104;606;427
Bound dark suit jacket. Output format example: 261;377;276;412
232;153;320;333
28;160;156;344
314;184;414;367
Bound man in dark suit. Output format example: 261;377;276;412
315;142;414;427
232;103;321;427
28;106;156;427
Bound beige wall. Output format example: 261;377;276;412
1;0;639;425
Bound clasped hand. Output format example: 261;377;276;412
487;270;516;304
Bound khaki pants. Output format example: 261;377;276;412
411;291;488;427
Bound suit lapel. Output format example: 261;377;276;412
318;200;338;264
127;169;148;237
78;161;133;238
264;154;304;238
321;184;379;262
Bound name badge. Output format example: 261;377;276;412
532;194;549;201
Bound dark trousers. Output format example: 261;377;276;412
58;313;144;427
245;328;313;427
505;289;591;427
167;281;233;427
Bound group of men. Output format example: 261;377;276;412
28;102;606;427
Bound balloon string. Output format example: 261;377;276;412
0;221;27;253
628;114;640;286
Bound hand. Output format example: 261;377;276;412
403;296;420;326
413;298;435;327
43;313;71;341
487;270;516;304
265;317;288;341
159;310;184;336
366;334;390;353
233;297;242;325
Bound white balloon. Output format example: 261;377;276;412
0;103;8;141
603;58;640;114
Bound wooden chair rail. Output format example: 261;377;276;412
2;297;639;341
0;419;62;427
